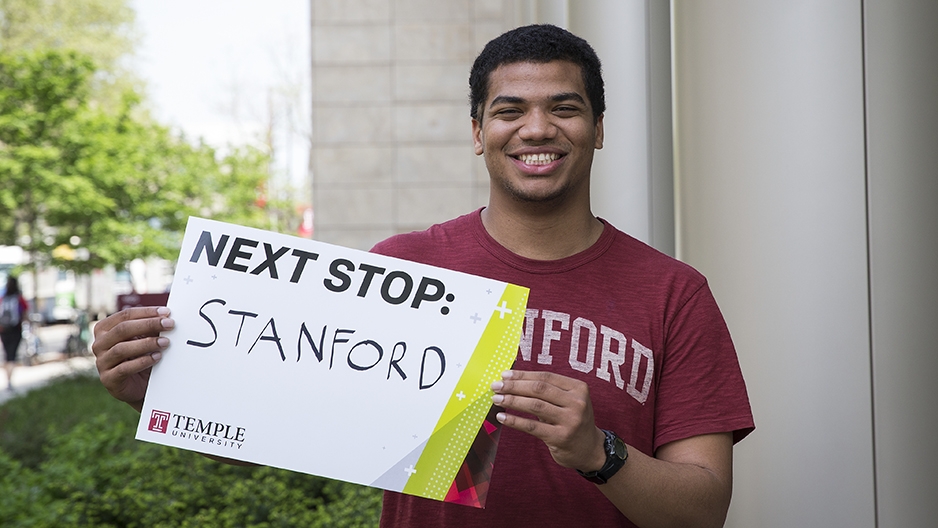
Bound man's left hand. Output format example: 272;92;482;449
491;370;606;472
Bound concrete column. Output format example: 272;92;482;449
673;2;875;526
864;1;938;526
569;0;674;253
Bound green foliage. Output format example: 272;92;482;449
0;0;140;108
0;49;283;276
211;144;300;234
0;374;383;527
0;50;94;256
0;374;135;469
0;0;304;279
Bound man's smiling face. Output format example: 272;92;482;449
472;60;604;207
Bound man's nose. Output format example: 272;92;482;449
518;109;557;141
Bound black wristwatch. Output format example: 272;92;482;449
577;429;628;484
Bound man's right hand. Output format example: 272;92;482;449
91;306;174;412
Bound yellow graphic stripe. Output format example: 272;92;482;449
402;284;529;500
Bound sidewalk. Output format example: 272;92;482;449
1;323;98;406
0;356;96;406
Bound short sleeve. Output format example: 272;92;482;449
653;282;754;450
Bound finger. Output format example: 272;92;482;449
92;321;166;367
500;369;582;391
495;408;557;439
92;314;174;358
95;334;169;373
93;306;170;338
492;391;566;425
98;345;161;388
493;376;572;408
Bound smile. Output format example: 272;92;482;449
516;153;562;165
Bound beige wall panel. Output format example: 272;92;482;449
473;154;489;185
472;21;507;52
313;65;392;103
393;104;470;143
312;146;395;185
395;145;476;184
314;187;394;227
394;24;475;61
313;105;392;144
310;0;511;243
312;0;390;23
393;64;471;102
473;0;505;20
471;181;489;211
394;0;471;21
314;227;397;252
313;26;391;64
396;185;475;227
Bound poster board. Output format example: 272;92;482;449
136;217;528;508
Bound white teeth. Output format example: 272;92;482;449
519;153;560;165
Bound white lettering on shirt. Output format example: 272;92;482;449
538;310;569;365
598;325;627;389
627;339;654;404
519;308;540;361
568;317;597;373
517;309;655;405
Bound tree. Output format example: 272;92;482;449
0;50;277;295
0;0;302;304
46;91;214;275
0;0;139;108
51;104;284;275
0;50;95;300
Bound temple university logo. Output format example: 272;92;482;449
148;410;171;434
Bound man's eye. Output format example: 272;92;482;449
494;108;522;117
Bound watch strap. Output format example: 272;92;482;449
577;429;628;484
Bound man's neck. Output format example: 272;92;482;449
480;199;604;261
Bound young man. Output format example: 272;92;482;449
92;25;753;527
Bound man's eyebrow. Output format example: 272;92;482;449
550;92;586;105
488;95;525;107
488;92;587;108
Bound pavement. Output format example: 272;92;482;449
1;323;98;406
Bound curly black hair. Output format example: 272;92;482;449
469;24;605;123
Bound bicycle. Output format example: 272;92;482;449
20;313;43;366
65;310;92;357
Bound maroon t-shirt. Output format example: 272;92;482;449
373;209;754;527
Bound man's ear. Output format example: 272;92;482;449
472;118;484;155
594;113;604;150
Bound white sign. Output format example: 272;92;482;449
137;217;528;508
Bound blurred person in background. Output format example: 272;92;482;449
1;275;28;391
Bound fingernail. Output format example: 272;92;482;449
492;394;504;404
157;337;169;348
502;370;514;379
496;412;507;423
491;381;504;391
157;307;170;316
160;318;175;329
150;352;162;362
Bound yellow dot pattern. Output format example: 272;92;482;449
402;284;529;500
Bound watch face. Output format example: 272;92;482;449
613;437;627;459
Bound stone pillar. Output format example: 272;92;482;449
671;1;937;525
570;0;674;253
864;1;938;525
